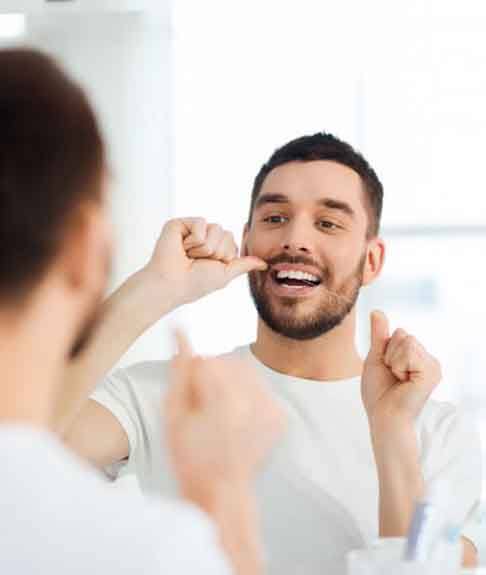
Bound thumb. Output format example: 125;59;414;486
225;256;268;282
173;328;194;360
369;310;390;358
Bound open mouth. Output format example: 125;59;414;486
271;269;322;289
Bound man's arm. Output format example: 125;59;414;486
64;400;130;469
165;332;286;575
369;415;478;567
54;218;266;469
369;416;424;537
53;267;177;437
55;267;170;468
362;311;478;567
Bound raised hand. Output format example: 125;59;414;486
361;310;442;425
164;330;286;501
144;217;267;307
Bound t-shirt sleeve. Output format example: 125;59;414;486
91;368;140;460
418;404;483;550
90;361;170;483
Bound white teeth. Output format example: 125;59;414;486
276;270;320;282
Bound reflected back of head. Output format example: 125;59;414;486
0;48;106;305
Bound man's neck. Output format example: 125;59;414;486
251;311;363;381
0;292;68;429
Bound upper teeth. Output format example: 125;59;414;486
276;270;320;282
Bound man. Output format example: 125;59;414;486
0;47;288;575
61;134;482;569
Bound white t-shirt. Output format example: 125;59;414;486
92;345;483;570
0;424;232;575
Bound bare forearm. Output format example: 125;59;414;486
52;268;179;433
370;416;425;537
370;418;478;567
185;481;265;575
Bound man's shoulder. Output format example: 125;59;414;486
0;427;226;573
216;344;251;361
101;345;251;391
91;360;172;409
113;359;171;385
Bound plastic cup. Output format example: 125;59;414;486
347;537;462;575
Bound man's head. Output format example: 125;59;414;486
243;132;385;340
0;48;112;357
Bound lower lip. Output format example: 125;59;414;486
267;276;320;298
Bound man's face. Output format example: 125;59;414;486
244;160;375;340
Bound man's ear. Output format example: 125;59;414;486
59;201;111;298
241;222;250;257
362;236;385;287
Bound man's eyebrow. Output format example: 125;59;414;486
255;193;290;208
317;198;355;217
254;193;355;218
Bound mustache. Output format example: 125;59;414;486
265;253;322;268
253;252;360;307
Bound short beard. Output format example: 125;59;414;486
249;254;365;341
69;245;112;360
68;303;103;360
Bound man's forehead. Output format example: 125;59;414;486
255;160;367;217
259;160;366;210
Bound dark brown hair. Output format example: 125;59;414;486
0;48;105;302
249;132;383;237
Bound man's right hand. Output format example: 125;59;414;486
141;218;267;314
164;330;286;507
59;218;264;472
164;332;285;575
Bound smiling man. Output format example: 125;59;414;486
245;147;379;352
60;133;482;571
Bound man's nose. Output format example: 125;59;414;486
281;242;310;254
280;220;312;254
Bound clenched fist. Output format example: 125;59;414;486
361;310;442;425
164;331;286;506
144;217;267;308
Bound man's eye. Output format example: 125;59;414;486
263;215;287;224
318;220;338;230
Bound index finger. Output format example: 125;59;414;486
173;328;194;360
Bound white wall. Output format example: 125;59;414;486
25;5;174;367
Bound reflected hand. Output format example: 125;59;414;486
361;310;442;426
164;331;286;505
144;217;267;307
